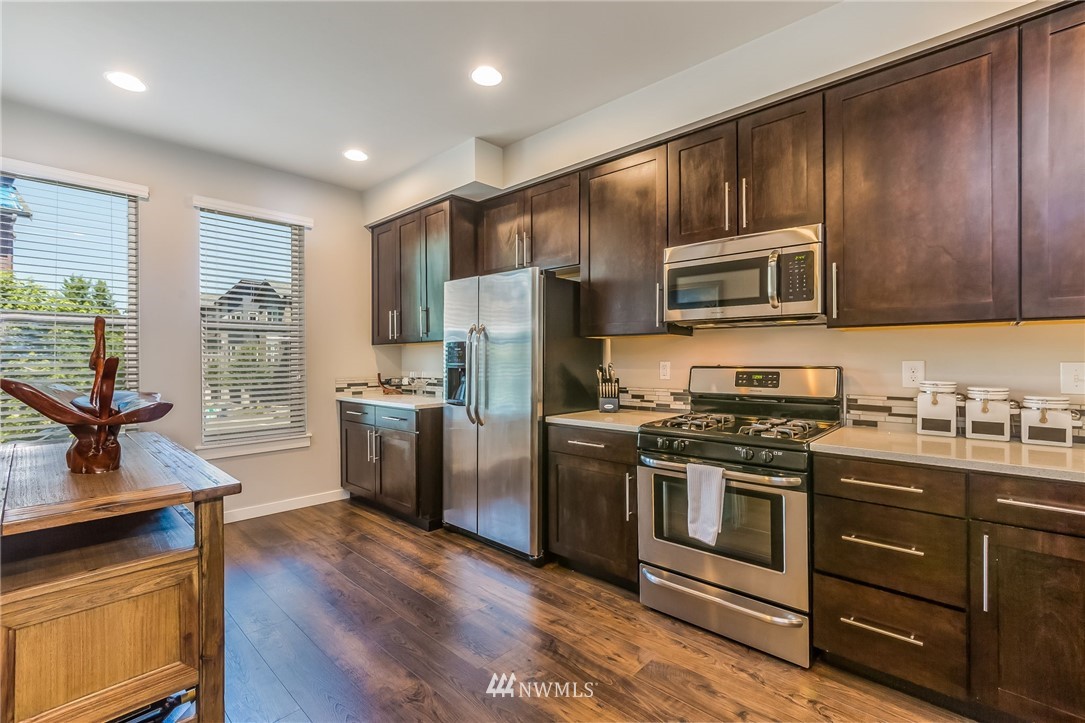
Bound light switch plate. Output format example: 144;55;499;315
659;361;671;380
1060;362;1085;394
902;361;925;388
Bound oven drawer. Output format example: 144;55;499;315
814;455;965;516
970;473;1085;537
814;495;967;607
813;573;967;699
549;425;636;465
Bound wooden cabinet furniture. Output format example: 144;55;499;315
1021;3;1085;320
0;432;240;723
580;148;672;337
825;30;1020;327
546;424;638;587
814;453;1085;720
339;400;442;530
969;473;1085;722
478;173;580;275
370;197;476;345
667;94;823;247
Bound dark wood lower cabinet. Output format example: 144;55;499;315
547;433;638;587
970;521;1085;722
339;402;442;530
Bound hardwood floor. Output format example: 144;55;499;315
224;500;965;722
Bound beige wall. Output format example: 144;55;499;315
1;100;399;519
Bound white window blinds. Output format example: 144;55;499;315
0;175;139;443
199;207;306;446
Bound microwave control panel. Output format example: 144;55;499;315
780;251;816;302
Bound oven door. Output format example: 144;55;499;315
637;455;809;612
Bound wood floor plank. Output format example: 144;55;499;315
223;612;300;723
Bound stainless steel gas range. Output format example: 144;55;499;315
636;365;843;667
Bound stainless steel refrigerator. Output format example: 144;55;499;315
443;268;600;559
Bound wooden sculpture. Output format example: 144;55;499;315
1;316;173;473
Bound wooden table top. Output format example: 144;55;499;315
0;431;241;536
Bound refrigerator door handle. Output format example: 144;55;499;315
474;324;486;426
465;324;477;425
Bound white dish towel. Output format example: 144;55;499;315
686;463;726;545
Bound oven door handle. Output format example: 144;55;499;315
639;455;803;488
641;568;805;628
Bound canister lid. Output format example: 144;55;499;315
1022;395;1071;410
967;386;1010;400
919;381;957;392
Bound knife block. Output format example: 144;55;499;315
598;378;619;413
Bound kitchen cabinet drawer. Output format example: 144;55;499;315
339;401;375;424
374;409;417;433
814;455;966;516
970;473;1085;538
814;573;967;699
548;425;636;465
814;495;967;607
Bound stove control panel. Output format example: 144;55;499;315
734;370;780;388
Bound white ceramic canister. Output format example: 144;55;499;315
1020;396;1074;447
965;386;1011;441
917;381;959;437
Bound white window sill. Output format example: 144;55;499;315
196;433;311;461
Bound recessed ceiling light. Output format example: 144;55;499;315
471;65;503;87
343;149;369;162
104;71;146;93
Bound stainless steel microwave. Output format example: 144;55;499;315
663;224;823;327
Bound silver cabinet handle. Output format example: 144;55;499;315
740;177;748;229
841;534;924;557
395;309;400;339
388;310;394;339
831;262;839;319
839;476;923;494
569;440;605;449
420;306;426;337
381;415;408;422
996;497;1085;517
514;232;521;268
475;324;486;426
639;455;803;487
373;433;381;461
982;532;990;613
625;472;633;522
724;181;730;232
840;616;924;647
344;410;365;417
366;428;373;462
524;231;532;265
655;282;662;327
465;325;477;425
767;249;780;309
642;568;804;628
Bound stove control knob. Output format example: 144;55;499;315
675;440;688;452
656;437;670;450
760;450;775;464
737;447;755;461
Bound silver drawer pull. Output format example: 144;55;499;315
344;410;366;416
996;497;1085;518
840;616;924;647
839;476;923;494
569;440;605;449
841;534;925;557
381;416;408;423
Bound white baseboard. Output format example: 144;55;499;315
224;488;350;524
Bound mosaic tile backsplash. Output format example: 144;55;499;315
335;376;444;398
619;387;691;413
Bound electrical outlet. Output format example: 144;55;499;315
659;361;671;381
1060;362;1085;394
902;360;925;388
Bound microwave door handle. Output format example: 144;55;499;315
767;250;780;310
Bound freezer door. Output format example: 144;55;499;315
443;276;479;533
476;269;540;555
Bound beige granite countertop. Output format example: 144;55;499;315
545;409;675;433
812;426;1085;483
336;393;446;410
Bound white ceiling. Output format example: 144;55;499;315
2;2;835;192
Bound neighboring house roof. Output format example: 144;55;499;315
212;279;290;313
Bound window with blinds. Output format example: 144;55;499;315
0;175;139;443
199;208;306;446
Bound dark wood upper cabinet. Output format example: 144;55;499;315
667;121;738;246
420;203;449;342
970;521;1085;721
580;147;669;337
478;192;524;274
738;94;824;234
523;173;580;269
397;212;423;343
825;30;1020;327
372;220;399;344
1021;3;1085;320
